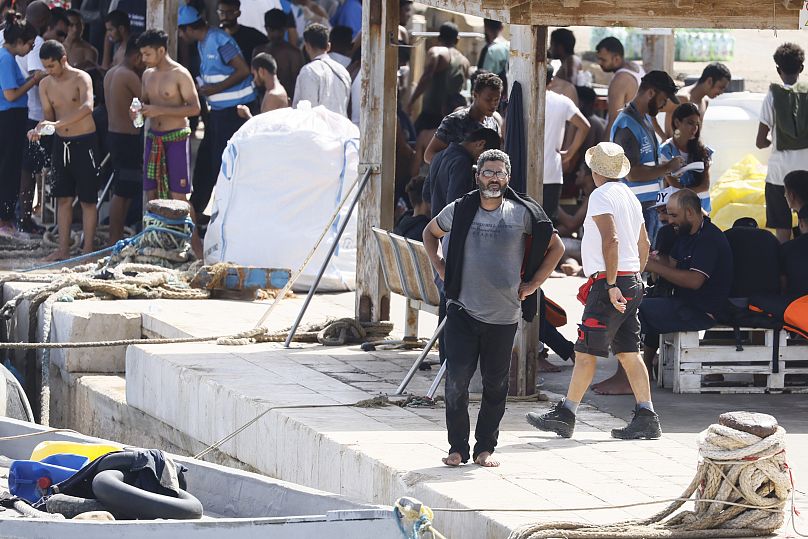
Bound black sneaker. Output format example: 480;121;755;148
525;400;575;438
611;407;662;440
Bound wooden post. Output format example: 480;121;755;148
507;25;547;396
356;0;397;322
642;33;675;74
146;0;179;57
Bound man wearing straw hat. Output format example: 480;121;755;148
526;142;661;440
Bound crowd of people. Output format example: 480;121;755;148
1;1;807;467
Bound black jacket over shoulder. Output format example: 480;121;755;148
444;186;554;322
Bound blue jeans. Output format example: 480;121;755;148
643;203;661;249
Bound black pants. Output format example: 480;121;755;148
639;297;715;349
540;295;574;360
444;303;518;462
0;108;28;222
191;105;249;219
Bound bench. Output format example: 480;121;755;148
658;326;808;394
370;227;440;343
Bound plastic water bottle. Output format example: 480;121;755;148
37;123;55;136
131;97;144;128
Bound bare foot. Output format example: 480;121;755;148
43;250;70;262
442;452;463;467
591;368;633;395
474;451;499;467
537;356;561;373
560;259;582;276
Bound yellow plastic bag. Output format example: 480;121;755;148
30;440;122;463
710;155;796;231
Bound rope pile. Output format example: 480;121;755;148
508;412;791;539
236;317;393;346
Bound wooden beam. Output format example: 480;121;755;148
506;25;547;396
146;0;179;57
355;0;397;323
417;0;799;29
561;0;581;7
674;0;695;8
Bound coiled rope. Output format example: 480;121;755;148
508;418;791;539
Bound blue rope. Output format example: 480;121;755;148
18;213;194;274
144;211;195;228
19;244;119;273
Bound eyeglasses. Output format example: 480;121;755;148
216;9;237;15
479;170;508;179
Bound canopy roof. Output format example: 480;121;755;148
420;0;801;29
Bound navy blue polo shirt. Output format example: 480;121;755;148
671;217;733;316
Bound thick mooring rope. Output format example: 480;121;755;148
508;422;791;539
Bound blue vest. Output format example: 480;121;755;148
610;108;662;203
198;28;255;111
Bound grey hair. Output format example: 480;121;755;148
477;149;511;176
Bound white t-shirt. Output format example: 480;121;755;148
0;35;45;121
581;181;645;276
236;0;282;34
543;91;578;185
760;85;808;186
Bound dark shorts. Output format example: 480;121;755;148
543;183;562;223
50;133;99;204
22;118;51;173
765;183;793;230
143;129;191;194
414;111;443;133
108;132;143;199
574;274;644;358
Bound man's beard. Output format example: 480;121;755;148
477;179;504;199
220;20;237;29
676;221;693;236
648;99;659;117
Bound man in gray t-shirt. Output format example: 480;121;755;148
423;149;564;468
436;199;531;324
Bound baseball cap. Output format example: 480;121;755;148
654;186;679;208
642;70;680;104
178;4;202;25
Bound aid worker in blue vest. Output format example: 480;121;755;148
610;70;684;247
178;4;256;235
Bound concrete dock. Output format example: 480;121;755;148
2;276;806;538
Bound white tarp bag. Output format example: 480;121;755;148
204;102;359;291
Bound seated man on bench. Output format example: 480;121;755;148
641;189;734;373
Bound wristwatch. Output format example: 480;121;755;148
604;282;618;290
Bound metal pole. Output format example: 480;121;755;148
395;318;445;395
426;362;446;399
284;168;374;347
253;167;370;330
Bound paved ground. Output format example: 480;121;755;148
123;275;808;536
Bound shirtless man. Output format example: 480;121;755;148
596;36;645;138
550;28;581;85
255;9;304;101
237;52;288;119
103;36;143;244
64;10;98;70
28;40;98;260
101;9;130;70
407;22;469;133
133;29;200;202
655;62;731;139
